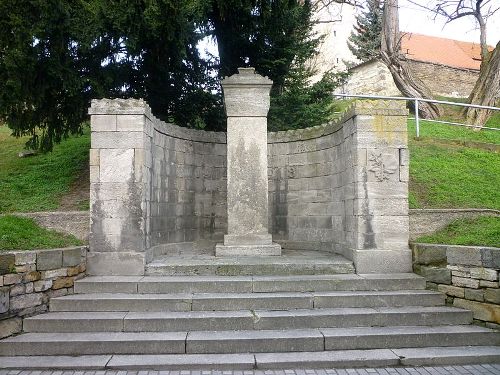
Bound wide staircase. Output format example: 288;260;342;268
0;250;499;370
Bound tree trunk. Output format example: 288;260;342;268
380;0;441;119
465;41;500;128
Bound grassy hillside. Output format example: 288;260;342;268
408;120;500;210
0;125;90;213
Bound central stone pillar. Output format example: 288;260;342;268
216;68;281;256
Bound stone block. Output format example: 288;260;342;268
86;252;145;276
0;286;9;313
14;264;36;273
36;250;62;271
464;288;484;302
484;289;500;304
3;274;22;285
23;271;41;282
99;148;135;183
52;277;74;290
0;317;22;339
89;149;100;166
0;253;15;275
91;131;144;149
62;247;82;267
470;267;498;281
412;244;447;265
438;284;465;298
0;276;3;286
25;282;34;294
452;276;480;289
89;166;99;182
41;268;67;279
453;298;500;324
447;246;482;266
480;247;500;269
9;293;43;311
416;266;451;285
67;266;81;277
34;279;52;292
480;280;499;288
14;251;36;265
9;283;25;296
91;114;117;131
117;114;145;131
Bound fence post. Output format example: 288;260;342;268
415;98;420;138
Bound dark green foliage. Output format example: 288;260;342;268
0;0;344;150
347;0;383;63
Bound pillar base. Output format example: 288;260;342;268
215;243;282;257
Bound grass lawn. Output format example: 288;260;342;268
408;119;500;210
0;215;82;251
415;216;500;248
0;125;90;213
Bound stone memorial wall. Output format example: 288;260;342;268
89;86;411;274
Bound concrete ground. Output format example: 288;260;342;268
2;366;500;375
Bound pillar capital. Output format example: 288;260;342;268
222;67;273;117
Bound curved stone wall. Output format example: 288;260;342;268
89;99;411;274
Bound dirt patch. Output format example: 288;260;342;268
59;163;90;211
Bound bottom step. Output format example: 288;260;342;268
1;347;499;370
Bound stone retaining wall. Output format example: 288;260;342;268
412;243;500;328
0;246;87;339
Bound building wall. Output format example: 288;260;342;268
407;60;479;98
339;60;401;96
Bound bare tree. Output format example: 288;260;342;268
380;0;441;118
406;0;500;126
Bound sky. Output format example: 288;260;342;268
399;0;500;46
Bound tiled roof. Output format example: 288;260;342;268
400;33;492;70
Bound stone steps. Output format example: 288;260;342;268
1;326;498;356
74;274;426;294
2;273;499;369
50;291;445;312
26;305;466;333
1;347;500;370
144;253;355;276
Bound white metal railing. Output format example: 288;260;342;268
333;93;500;137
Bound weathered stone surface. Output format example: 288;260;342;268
438;284;465;298
464;288;484;302
53;276;75;290
23;271;41;282
87;252;145;276
67;266;81;277
470;267;498;281
416;266;451;285
484;288;500;304
480;280;499;288
447;246;482;266
9;292;43;311
453;298;500;323
62;247;83;267
14;251;36;265
34;279;52;292
411;244;447;265
0;286;9;313
3;274;22;285
9;283;25;296
0;317;22;339
42;269;67;279
452;276;480;289
36;250;63;271
0;253;15;275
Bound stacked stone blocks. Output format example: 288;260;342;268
0;247;87;339
413;243;500;327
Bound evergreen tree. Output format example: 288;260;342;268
0;0;347;150
347;0;383;63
